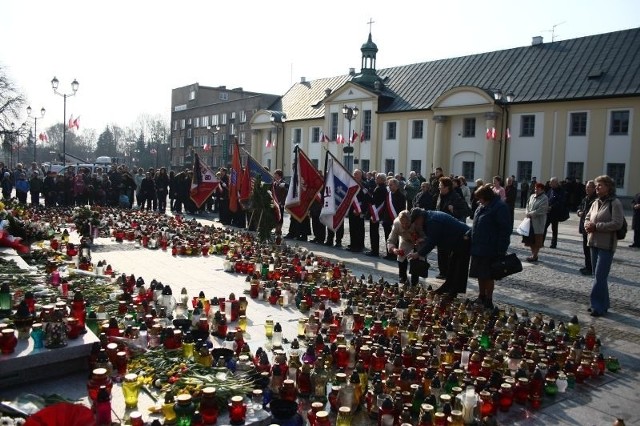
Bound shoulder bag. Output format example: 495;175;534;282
490;253;523;280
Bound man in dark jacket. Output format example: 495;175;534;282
577;180;597;274
505;177;517;227
29;171;43;206
544;177;567;248
155;167;170;213
631;191;640;248
409;208;471;295
381;178;407;260
347;169;367;252
140;172;156;211
414;182;435;210
435;176;470;278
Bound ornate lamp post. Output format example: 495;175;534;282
492;90;515;178
51;76;79;164
26;106;46;164
270;112;286;170
342;105;359;172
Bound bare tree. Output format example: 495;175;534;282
0;64;26;136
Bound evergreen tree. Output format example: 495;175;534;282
95;126;117;158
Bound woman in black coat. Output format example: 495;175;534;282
631;191;640;248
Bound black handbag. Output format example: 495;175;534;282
409;258;430;278
490;253;523;280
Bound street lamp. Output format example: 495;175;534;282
9;122;26;168
270;112;286;170
51;76;79;164
493;90;515;178
342;104;359;172
207;125;220;167
26;106;46;164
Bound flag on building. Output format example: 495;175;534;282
320;130;330;142
319;151;361;232
486;127;496;140
265;139;272;148
229;140;242;213
336;134;345;144
203;143;211;152
190;153;220;208
285;146;324;222
359;129;366;143
38;132;48;142
506;128;511;140
68;115;80;131
350;130;359;143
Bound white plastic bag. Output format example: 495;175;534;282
517;217;531;236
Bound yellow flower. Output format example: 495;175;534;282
0;202;5;211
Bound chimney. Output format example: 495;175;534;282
300;76;306;83
531;36;543;46
325;88;332;97
349;68;356;76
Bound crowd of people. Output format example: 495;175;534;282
0;158;635;317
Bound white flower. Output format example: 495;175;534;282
0;417;15;426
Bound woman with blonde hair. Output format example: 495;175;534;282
584;175;625;317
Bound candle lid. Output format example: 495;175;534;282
202;387;216;395
315;411;329;418
124;373;138;382
338;406;351;414
230;395;244;403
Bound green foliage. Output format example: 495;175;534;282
95;126;117;157
250;175;277;242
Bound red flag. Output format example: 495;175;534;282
239;163;252;205
68;114;75;129
320;130;330;143
190;153;220;208
229;141;241;213
265;139;272;148
203;143;211;152
349;130;358;143
359;130;366;143
38;132;48;142
285;146;323;222
73;116;80;130
336;134;344;144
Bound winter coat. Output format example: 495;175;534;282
386;216;423;262
586;196;625;252
525;193;549;235
470;197;511;257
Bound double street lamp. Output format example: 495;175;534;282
493;90;515;178
206;125;220;167
9;122;26;168
51;76;79;164
26;106;46;164
270;112;286;170
342;104;359;172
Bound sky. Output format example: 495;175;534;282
1;0;639;135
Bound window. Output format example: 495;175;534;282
293;128;302;144
202;116;209;128
219;92;228;101
570;112;587;136
240;132;247;145
173;120;177;131
520;115;535;137
220;113;227;125
311;159;319;169
229;123;235;135
311;127;320;143
410;160;422;174
517;161;533;183
179;137;184;148
187;118;192;126
212;115;219;126
463;118;476;138
180;119;185;129
187;129;192;138
610;110;629;135
179;156;184;166
606;163;626;188
386;122;397;140
363;110;372;140
462;161;475;181
360;159;370;172
330;112;339;141
412;120;424;139
230;112;236;121
385;159;395;174
566;162;584;182
240;111;247;123
171;137;177;148
194;117;200;128
189;90;195;100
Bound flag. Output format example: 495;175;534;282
239;164;252;205
350;130;359;143
38;132;48;142
320;130;330;143
336;134;345;144
243;149;273;186
285;146;324;222
203;143;211;152
229;141;241;213
190;153;220;208
265;139;272;148
319;151;361;232
385;189;399;221
485;127;496;140
506;128;511;140
73;116;80;130
68;114;75;129
359;130;366;143
150;148;157;155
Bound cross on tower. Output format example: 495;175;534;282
367;18;375;33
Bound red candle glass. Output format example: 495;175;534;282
0;329;17;354
498;383;513;412
228;395;247;425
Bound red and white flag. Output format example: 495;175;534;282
190;153;220;208
320;131;330;143
336;134;345;144
385;189;399;221
203;143;211;152
359;130;366;143
285;146;324;222
265;139;272;148
486;127;496;140
38;132;48;142
350;130;359;143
